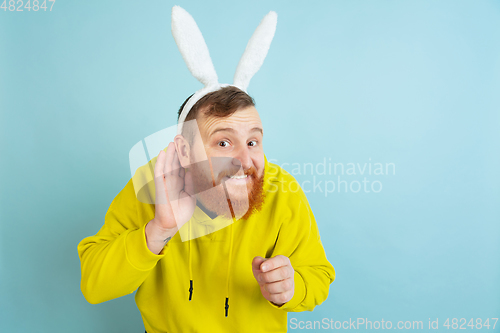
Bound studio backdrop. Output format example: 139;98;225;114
1;0;499;332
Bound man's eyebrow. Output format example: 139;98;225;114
210;127;235;136
209;127;263;136
251;127;264;135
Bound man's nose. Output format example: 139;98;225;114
231;145;252;171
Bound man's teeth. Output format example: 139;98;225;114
229;175;247;179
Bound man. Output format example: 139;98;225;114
77;86;336;332
78;6;335;332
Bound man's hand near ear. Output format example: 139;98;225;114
145;142;196;255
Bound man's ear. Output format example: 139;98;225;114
174;134;191;168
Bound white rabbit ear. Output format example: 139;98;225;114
233;11;277;91
171;6;218;87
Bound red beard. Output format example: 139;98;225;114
189;159;266;220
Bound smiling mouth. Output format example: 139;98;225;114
229;175;248;179
223;174;250;183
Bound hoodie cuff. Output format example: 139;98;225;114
268;270;306;310
125;222;167;271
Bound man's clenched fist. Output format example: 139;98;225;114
252;255;295;306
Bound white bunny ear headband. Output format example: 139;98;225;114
171;6;277;135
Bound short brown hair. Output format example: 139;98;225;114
177;86;255;144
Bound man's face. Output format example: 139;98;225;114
186;105;266;220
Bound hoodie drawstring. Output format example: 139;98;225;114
188;221;193;301
225;220;234;317
187;216;235;317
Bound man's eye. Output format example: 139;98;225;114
218;141;229;148
248;140;258;147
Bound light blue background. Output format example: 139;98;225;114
1;0;499;332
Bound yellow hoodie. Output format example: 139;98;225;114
77;149;335;332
